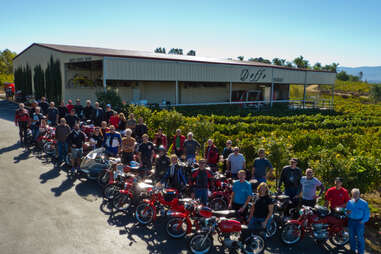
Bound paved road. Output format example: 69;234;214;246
0;100;364;254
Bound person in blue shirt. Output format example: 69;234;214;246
251;148;273;183
229;170;252;218
103;125;122;157
346;188;370;254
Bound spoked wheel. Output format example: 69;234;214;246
209;197;227;211
135;203;154;225
112;194;132;212
97;170;110;188
188;234;213;254
166;217;188;239
43;142;56;155
265;219;278;238
103;184;120;200
280;223;302;245
329;228;350;246
242;234;265;254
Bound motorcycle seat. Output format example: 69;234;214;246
212;210;236;217
275;194;290;201
179;198;193;203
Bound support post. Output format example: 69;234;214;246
229;81;232;104
175;80;179;105
103;57;107;92
270;83;274;107
331;83;335;110
303;84;306;109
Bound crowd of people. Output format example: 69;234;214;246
14;97;370;254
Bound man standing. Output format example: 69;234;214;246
66;122;86;172
103;125;122;157
204;139;219;170
227;147;246;179
325;177;350;209
55;118;71;167
222;140;233;172
93;102;104;126
346;188;370;254
127;113;137;135
30;106;43;142
153;128;168;150
278;158;302;199
58;101;68;121
14;103;30;145
183;132;201;163
299;168;324;207
38;96;49;115
252;148;273;183
154;146;170;183
229;170;252;217
120;128;135;165
66;99;74;113
46;101;58;126
65;108;79;129
138;134;154;171
104;104;113;123
135;117;147;143
74;98;83;119
172;129;185;157
191;159;213;205
83;100;94;121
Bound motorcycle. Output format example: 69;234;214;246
209;174;233;211
280;205;349;246
135;186;184;225
79;147;112;180
188;207;265;254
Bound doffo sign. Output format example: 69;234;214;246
240;68;266;82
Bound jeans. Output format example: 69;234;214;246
248;216;272;230
195;188;208;205
348;219;365;254
31;125;39;141
57;141;68;164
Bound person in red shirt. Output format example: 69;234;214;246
172;129;185;157
66;99;74;113
109;110;120;129
15;103;30;145
153;128;168;150
204;139;219;170
325;177;350;209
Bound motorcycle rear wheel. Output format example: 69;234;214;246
266;219;278;238
188;234;213;254
43;142;56;155
112;194;132;212
242;234;265;254
209;197;227;211
166;217;188;239
135;203;154;225
329;228;350;246
280;223;302;245
97;170;109;188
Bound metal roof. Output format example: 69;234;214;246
14;43;333;73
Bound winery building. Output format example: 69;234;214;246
13;43;336;108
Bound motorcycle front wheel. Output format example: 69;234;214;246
97;170;110;188
112;194;132;212
280;223;302;245
188;234;213;254
135;203;154;225
103;184;120;200
43;142;56;155
166;217;188;239
329;228;350;246
242;234;265;254
266;219;278;238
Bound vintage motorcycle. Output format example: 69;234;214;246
188;207;265;254
280;205;349;246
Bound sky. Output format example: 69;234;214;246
1;0;380;67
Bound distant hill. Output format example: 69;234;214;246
338;66;381;83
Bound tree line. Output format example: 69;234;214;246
0;49;17;85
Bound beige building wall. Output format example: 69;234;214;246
179;84;228;104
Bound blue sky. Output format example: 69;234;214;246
1;0;380;67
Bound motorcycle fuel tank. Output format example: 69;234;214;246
219;219;241;233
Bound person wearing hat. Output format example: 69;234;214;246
325;177;350;209
190;159;213;205
229;170;252;217
154;145;170;183
278;158;302;199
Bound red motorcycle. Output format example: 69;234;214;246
209;174;233;211
134;187;184;225
112;180;153;212
280;205;349;246
188;207;265;254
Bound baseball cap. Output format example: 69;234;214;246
106;104;111;108
335;177;343;182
